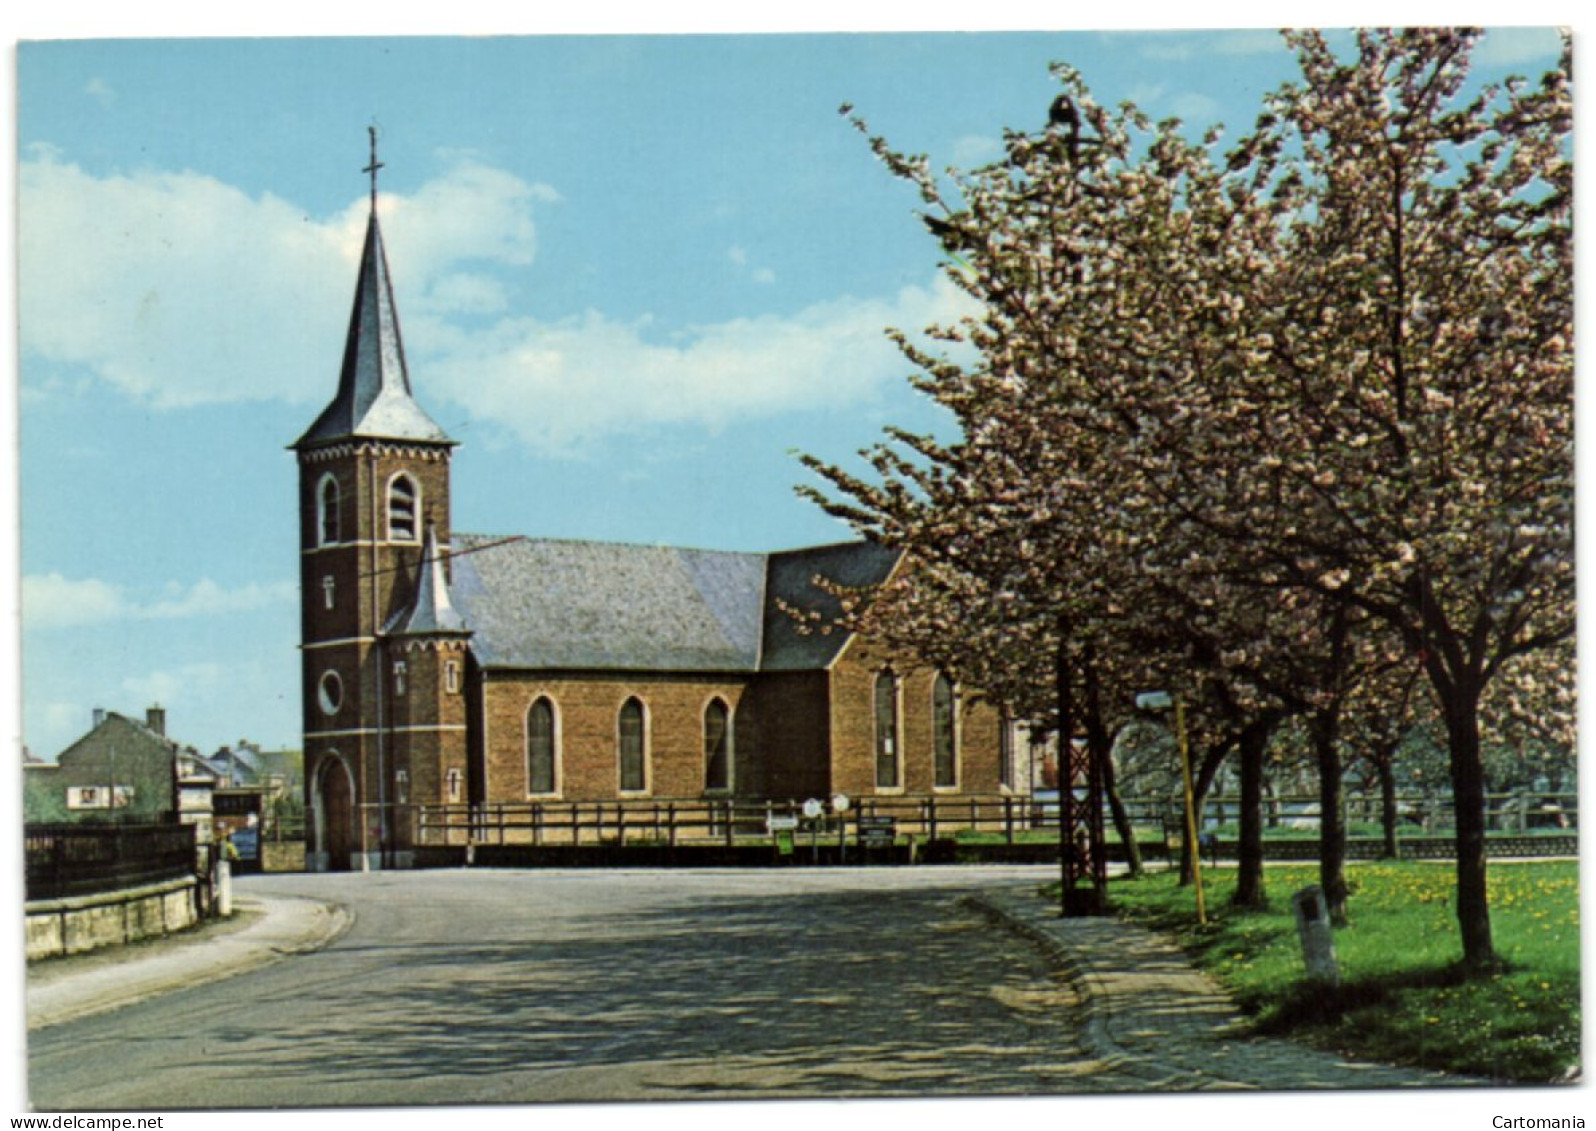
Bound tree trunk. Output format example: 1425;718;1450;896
1080;653;1140;878
1232;713;1277;909
1100;744;1142;876
1377;750;1400;860
1178;735;1231;886
1444;678;1497;973
1312;710;1349;925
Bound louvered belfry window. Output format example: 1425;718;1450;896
388;474;418;542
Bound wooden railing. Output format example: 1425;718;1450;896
417;794;1046;848
416;789;1577;849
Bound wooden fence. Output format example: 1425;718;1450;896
418;795;1044;848
416;789;1577;849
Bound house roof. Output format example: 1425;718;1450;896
292;210;454;451
446;534;898;674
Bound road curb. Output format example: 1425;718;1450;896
27;895;353;1031
962;892;1212;1089
965;888;1481;1091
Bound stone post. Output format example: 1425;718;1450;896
214;853;234;918
1291;884;1339;988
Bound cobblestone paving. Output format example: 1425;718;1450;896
972;888;1484;1091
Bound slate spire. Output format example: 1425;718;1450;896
386;522;470;638
293;132;454;450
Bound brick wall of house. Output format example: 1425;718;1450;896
476;672;753;802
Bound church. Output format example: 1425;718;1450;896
294;153;1010;871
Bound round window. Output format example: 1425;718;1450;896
318;670;344;715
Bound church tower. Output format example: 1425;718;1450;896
293;131;461;871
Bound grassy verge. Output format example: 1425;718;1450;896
1078;861;1580;1083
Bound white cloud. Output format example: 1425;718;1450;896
18;149;553;410
22;573;296;630
120;663;228;713
20;574;125;629
20;147;979;455
413;273;978;453
84;78;115;106
423;272;510;315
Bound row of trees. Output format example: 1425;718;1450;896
804;30;1572;975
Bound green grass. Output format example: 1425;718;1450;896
1079;861;1580;1083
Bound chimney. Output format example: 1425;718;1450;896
92;708;106;729
147;705;167;737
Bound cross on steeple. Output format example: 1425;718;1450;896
363;124;384;212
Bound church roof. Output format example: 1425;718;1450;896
446;534;898;673
293;210;454;450
760;541;901;671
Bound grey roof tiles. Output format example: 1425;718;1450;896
443;534;897;673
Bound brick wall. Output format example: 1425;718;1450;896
828;641;1004;800
476;672;753;802
748;671;830;800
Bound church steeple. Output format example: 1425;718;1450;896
294;130;454;451
294;129;462;872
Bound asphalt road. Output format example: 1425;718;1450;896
28;865;1110;1109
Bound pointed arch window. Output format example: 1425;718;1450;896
527;697;557;795
704;698;732;792
317;474;341;546
933;673;958;789
874;670;900;789
619;697;648;793
388;473;419;542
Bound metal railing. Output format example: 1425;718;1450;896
25;822;199;902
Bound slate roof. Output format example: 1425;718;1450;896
386;524;470;637
761;541;901;671
293;210;454;450
445;534;899;674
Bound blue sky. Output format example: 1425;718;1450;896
9;24;1566;765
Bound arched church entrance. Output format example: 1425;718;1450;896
315;755;356;872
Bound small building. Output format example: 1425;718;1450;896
24;707;183;825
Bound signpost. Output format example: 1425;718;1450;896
856;815;896;854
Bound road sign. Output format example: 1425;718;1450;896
802;798;824;820
766;816;800;832
856;815;896;847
